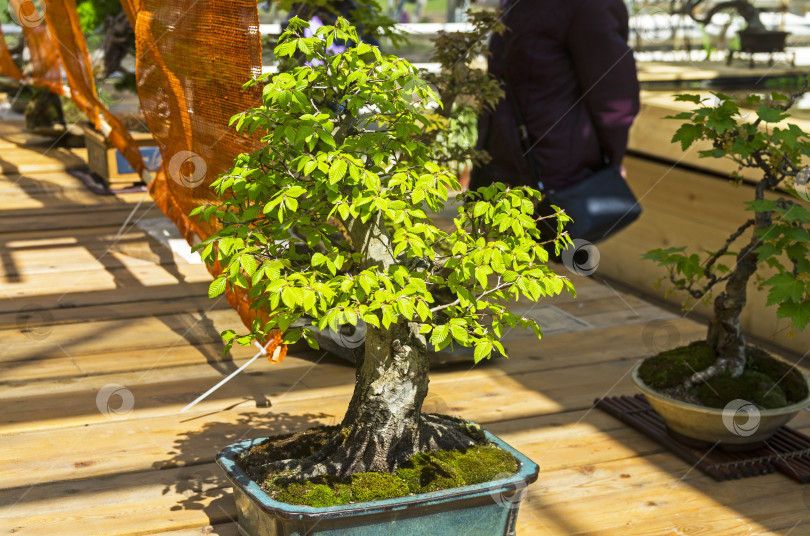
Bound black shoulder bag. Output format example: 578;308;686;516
503;77;642;245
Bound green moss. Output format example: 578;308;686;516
747;348;808;403
444;445;519;485
697;370;787;409
350;472;409;502
276;480;351;507
261;444;518;507
640;341;808;410
396;453;465;494
638;340;716;389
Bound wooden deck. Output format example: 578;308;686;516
1;120;809;535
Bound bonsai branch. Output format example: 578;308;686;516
429;279;508;314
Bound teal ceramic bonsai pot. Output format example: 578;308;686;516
216;429;538;536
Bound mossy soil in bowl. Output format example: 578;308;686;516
638;340;808;409
237;421;519;508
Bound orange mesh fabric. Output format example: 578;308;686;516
40;0;146;175
124;0;284;356
41;0;101;127
8;0;62;94
0;25;24;80
6;0;284;358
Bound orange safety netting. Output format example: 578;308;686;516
122;0;285;360
7;0;61;94
1;0;146;175
1;0;285;361
0;25;24;81
41;0;146;175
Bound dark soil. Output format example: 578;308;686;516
638;340;808;409
237;418;519;507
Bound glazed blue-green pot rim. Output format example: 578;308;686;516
216;428;539;520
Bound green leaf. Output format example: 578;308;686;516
282;328;302;344
776;301;810;331
329;159;348;183
416;300;431;321
312;252;327;267
317;129;336;148
671;123;704;151
473;340;493;363
673;94;702;104
430;324;449;345
208;277;227;298
282;286;298;309
240;254;257;276
756;105;788;123
764;273;805;305
397;298;415;320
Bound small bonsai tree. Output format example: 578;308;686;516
644;85;810;391
417;8;505;176
192;18;573;480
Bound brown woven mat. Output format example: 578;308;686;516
595;395;810;483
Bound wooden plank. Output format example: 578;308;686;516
0;263;212;312
0;271;678;363
519;461;809;535
0;404;679;490
0;308;244;363
0;204;158;233
0;145;88;173
150;525;238;536
0;339;283;384
0;187;147;213
0;311;701;386
0;171;106;190
1;330;722;436
0;231;194;278
0;293;232;331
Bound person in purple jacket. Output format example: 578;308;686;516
470;0;640;199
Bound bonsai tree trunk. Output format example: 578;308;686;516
704;242;758;379
690;182;772;387
340;321;430;474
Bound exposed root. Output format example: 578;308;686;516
683;358;732;390
259;414;482;483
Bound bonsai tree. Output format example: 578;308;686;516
416;8;505;177
192;18;573;481
644;85;810;395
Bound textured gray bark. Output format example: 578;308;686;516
686;182;772;388
345;212;397;271
265;321;476;479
